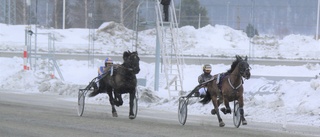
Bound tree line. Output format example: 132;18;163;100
2;0;316;36
0;0;209;30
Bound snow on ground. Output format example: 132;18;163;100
1;22;320;127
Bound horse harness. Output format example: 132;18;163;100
118;64;136;73
215;72;243;99
227;74;244;100
228;60;249;93
227;76;243;90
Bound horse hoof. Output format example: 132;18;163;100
112;112;118;117
211;109;216;115
242;120;247;125
220;107;231;114
219;122;225;127
220;108;227;114
129;115;135;119
114;102;120;107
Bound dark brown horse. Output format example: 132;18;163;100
89;51;140;119
200;55;251;127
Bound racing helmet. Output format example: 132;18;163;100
203;64;212;74
104;57;113;66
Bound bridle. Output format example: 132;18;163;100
228;61;250;91
123;53;140;74
238;61;251;80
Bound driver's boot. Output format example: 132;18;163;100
88;82;100;97
194;91;200;97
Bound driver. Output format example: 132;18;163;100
98;57;113;78
194;64;213;97
93;57;113;92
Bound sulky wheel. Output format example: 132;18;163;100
131;87;140;119
233;101;241;128
131;95;138;119
77;90;86;116
178;97;188;125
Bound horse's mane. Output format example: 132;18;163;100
226;55;242;74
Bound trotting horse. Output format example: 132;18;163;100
200;55;251;127
89;51;140;119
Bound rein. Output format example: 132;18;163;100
119;65;134;72
119;61;138;73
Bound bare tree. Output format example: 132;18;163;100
120;0;124;25
85;0;88;28
120;0;139;29
16;0;26;24
54;0;58;28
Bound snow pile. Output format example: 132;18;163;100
279;34;320;59
1;22;320;59
95;21;136;54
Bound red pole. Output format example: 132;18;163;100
23;46;29;70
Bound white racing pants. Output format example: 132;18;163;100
198;87;207;96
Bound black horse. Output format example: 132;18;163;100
89;51;140;119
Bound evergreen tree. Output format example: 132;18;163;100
246;23;259;38
179;0;210;28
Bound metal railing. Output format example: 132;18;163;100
25;25;64;80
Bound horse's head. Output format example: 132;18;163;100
123;50;140;74
238;56;251;79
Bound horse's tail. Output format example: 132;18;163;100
199;93;211;105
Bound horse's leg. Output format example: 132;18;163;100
211;96;225;127
128;90;136;119
220;98;231;114
113;92;123;107
116;93;123;106
107;88;117;117
238;96;247;125
113;91;119;106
